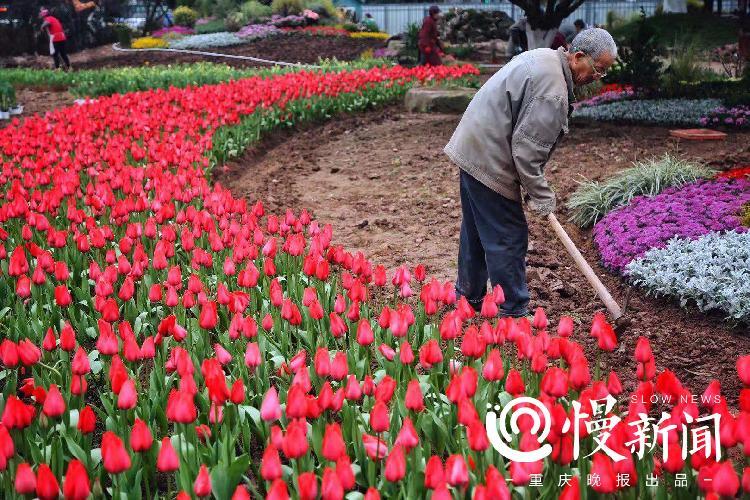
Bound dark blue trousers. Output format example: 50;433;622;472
456;170;530;317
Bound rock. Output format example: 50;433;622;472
356;220;369;229
404;87;477;114
330;167;340;173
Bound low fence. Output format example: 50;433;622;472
358;0;741;35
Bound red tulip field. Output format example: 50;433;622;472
1;54;750;500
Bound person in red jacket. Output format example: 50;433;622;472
418;5;444;66
39;7;71;70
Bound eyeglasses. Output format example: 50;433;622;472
583;53;607;79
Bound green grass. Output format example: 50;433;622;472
566;154;716;228
610;13;739;49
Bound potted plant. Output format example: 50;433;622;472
0;83;12;120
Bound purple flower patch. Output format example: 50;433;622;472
593;178;750;273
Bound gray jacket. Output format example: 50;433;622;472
444;47;575;216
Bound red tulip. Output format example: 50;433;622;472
364;487;381;500
166;389;197;423
424;456;444;489
298;471;318;500
0;340;18;368
482;348;504;381
713;461;740;497
404;379;424;412
323;456;348;493
321;466;344;500
356;319;374;346
199;301;218;330
261;445;283;481
282;419;308;459
395;417;419;450
78;406;96;434
42;384;65;418
2;396;35;429
385;445;406;482
445;454;469;486
15;462;36;495
16;339;40;366
738;356;750;386
131;419;153;452
193;464;212;497
267;479;289;500
590;453;616;493
54;285;72;307
117;379;137;409
467;418;490;451
370;400;390;433
559;475;580;500
71;347;91;375
156;437;179;472
362;434;387;460
322;423;346;461
36;463;60;500
60;323;76;351
63;460;90;500
261;387;282;421
102;431;131;474
541;367;569;398
505;369;525;396
232;485;252;500
557;316;574;337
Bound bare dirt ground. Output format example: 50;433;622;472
219;106;750;401
9;34;385;70
0;88;75;128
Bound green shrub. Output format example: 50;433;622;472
342;22;358;32
196;19;226;34
609;9;663;92
113;23;133;48
271;0;303;15
305;0;336;19
566;154;715;228
212;0;241;18
240;0;272;21
174;6;199;27
661;41;718;94
0;81;16;111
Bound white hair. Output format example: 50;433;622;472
571;27;618;60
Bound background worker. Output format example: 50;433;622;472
444;29;617;317
418;5;445;66
39;7;71;71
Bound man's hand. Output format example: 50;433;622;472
527;196;556;218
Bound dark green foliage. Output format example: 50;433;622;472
608;9;663;93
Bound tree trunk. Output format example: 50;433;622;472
525;26;556;49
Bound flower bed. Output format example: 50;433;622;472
152;26;196;38
3;62;750;498
718;165;750;179
350;32;390;40
131;36;169;49
593;178;750;273
281;26;350;37
627;231;750;322
700;104;750;128
572;98;722;126
567;155;714;228
573;88;635;110
168;32;244;49
236;23;282;40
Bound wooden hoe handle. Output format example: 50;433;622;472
547;213;623;321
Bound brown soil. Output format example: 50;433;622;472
218;105;750;402
0;88;75;128
10;34;385;70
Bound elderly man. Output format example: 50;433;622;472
444;28;617;317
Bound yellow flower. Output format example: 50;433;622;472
131;37;169;49
349;32;390;40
